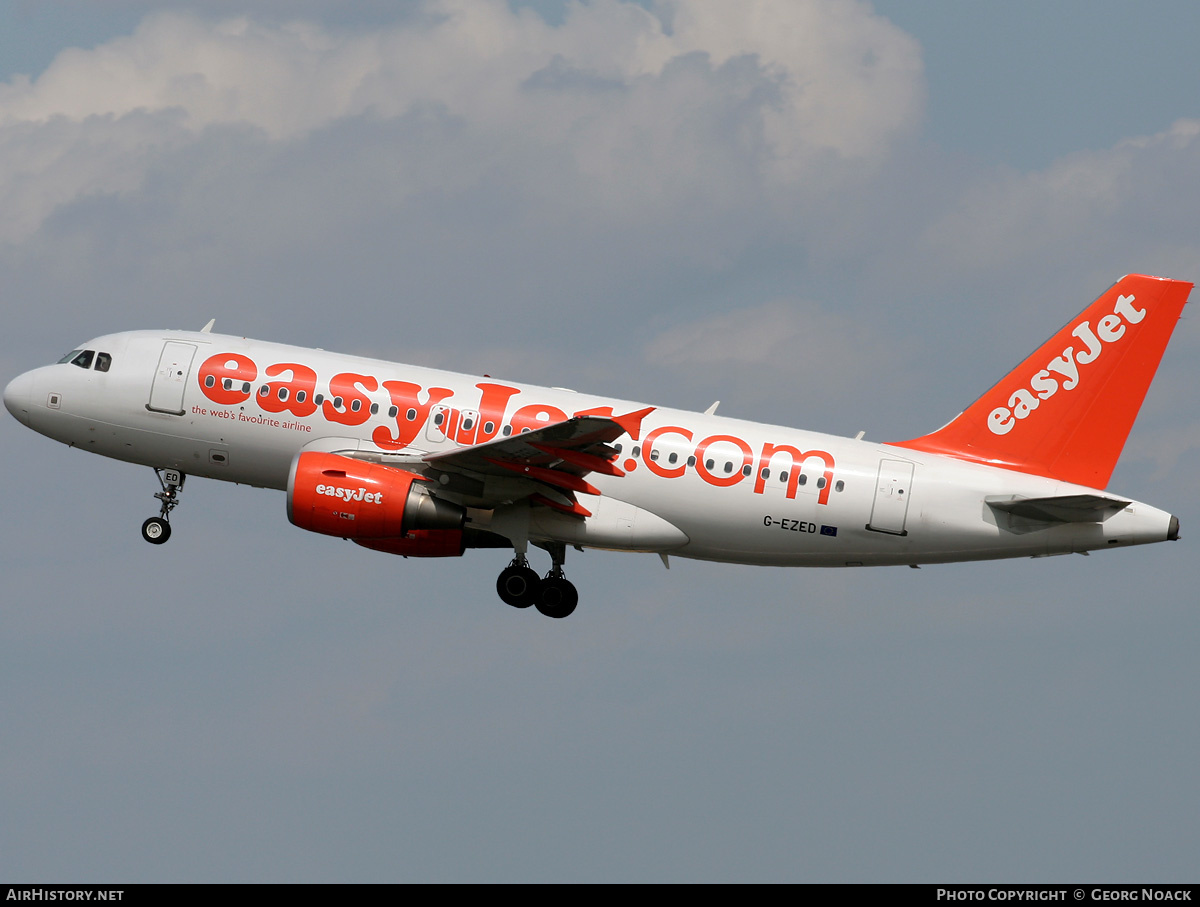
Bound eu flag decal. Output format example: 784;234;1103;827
820;525;838;537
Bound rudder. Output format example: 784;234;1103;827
891;274;1192;489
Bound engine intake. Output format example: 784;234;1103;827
287;451;465;539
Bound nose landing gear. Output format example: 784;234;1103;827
141;468;185;545
496;542;578;618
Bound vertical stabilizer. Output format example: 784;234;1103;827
891;274;1192;488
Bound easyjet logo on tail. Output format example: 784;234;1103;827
987;293;1146;436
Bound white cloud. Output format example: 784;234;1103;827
0;1;922;153
915;119;1200;280
662;0;924;169
0;14;365;137
642;297;903;424
0;110;194;244
0;1;923;244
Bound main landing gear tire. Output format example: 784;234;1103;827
141;517;171;545
497;563;541;609
536;576;578;619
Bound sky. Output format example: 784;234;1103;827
2;0;1199;883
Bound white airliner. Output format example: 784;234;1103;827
4;274;1191;617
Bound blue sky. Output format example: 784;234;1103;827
2;1;1198;882
876;0;1200;169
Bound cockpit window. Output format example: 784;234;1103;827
56;349;110;370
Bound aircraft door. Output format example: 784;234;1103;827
147;342;198;415
867;459;914;535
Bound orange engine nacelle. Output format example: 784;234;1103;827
354;531;466;558
287;452;465;540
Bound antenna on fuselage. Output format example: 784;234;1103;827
200;319;215;334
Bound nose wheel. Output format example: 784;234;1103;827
142;468;185;545
496;543;579;618
141;516;171;544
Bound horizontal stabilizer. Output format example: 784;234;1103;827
986;494;1130;523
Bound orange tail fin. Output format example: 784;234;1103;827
891;274;1192;488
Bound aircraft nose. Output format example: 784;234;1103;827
4;370;34;426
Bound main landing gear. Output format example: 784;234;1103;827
496;542;578;619
141;468;185;545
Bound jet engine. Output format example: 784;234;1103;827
287;451;465;540
354;531;466;558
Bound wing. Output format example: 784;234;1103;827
345;407;654;517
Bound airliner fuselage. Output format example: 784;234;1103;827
4;275;1190;617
